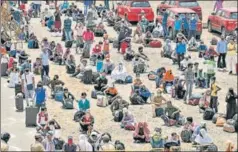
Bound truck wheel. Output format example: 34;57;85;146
208;21;213;32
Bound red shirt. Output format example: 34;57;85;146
83;31;94;41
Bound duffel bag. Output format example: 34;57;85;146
216;117;226;127
149;40;162;48
223;123;235;133
65;41;73;48
180;129;192;143
203;108;215;120
227;119;236;126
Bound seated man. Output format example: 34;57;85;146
66;55;76;74
124;44;135;61
180;55;192;71
77;92;90;112
164;132;181;150
162;39;173;58
198;41;208;58
161;101;181;126
104;83;118;98
103;57;115;75
63;88;75;108
71;59;87;78
196;69;206;88
49;75;65;97
155;67;166;89
36;106;49;128
133;122;150;143
139;16;149;33
138;85;151;103
110;96;129;114
150;128;165;149
137;46;149;61
130;90;146;105
94;72;108;91
204;46;218;60
80;110;94;132
143;31;153;46
151;89;167;118
162;70;175;92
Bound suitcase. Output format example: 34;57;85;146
91;90;97;99
15;93;24;111
149;40;162;48
1;63;8;76
82;69;93;84
97;95;107;107
55;91;64;102
212;114;219;124
223;123;235;133
63;99;74;109
15;83;22;96
65;41;73;48
113;40;119;48
25;106;38;127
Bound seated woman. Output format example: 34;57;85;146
54;43;64;64
199;90;211;113
66;54;76;74
104;83;118;98
92;42;102;55
138;85;151;103
72;59;87;78
183;117;197;133
152;89;167;118
164;133;181;150
133;24;143;44
162;39;173;58
103;57;115;75
33;58;42;75
94;72;108;92
133;122;150;143
150;128;164;149
49;75;65;95
153;23;164;38
121;108;135;130
111;62;129;83
143;31;153;46
162;70;175;93
47;16;55;32
41;37;50;49
8;67;20;88
80;110;94;132
194;129;213;145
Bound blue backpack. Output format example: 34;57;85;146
55;91;64;102
125;76;133;84
28;40;34;48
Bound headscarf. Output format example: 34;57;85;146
8;57;14;69
133;122;150;142
163;70;174;82
225;140;234;152
78;134;93;151
195;128;213;145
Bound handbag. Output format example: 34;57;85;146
25;74;34;91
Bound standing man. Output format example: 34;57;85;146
216;36;227;70
189;14;197;40
162;9;169;40
40;48;50;80
84;0;93;17
104;0;109;10
64;12;73;41
34;82;47;112
175;37;186;69
82;27;95;55
184;63;195;104
174;15;182;40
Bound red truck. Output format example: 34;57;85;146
156;8;202;40
207;7;237;36
115;0;154;22
156;0;202;20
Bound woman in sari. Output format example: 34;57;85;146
111;62;128;83
78;134;93;151
194;128;213;145
225;88;237;120
121;108;135;130
133;122;150;143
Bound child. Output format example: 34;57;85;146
198;41;207;58
92;42;102;55
210;77;221;113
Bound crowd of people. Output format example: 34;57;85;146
1;0;237;151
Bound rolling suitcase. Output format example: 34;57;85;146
15;93;24;111
1;63;8;76
25;106;38;127
15;83;22;96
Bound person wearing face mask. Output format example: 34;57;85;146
225;88;237;120
152;89;167;118
42;131;55;151
189;14;197;40
184;63;195;104
34;82;47;111
36;106;49;129
62;136;77;152
77;92;90;112
21;68;35;106
94;72;108;91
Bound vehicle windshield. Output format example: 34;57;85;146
131;1;151;7
179;1;199;7
178;13;199;20
230;12;238;19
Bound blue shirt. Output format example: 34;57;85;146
176;43;186;54
174;19;182;31
189;19;197;31
64;18;72;32
78;99;90;112
162;12;169;25
216;40;227;53
40;52;49;66
199;44;207;52
183;18;189;30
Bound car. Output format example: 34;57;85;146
207;7;237;36
156;0;202;20
156;8;202;40
115;0;154;22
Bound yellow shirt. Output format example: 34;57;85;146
211;83;218;97
227;43;237;56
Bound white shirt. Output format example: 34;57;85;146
40;52;49;66
21;72;34;86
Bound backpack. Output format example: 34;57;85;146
210;37;218;45
97;95;108;107
180;130;192;143
114;110;123;122
125;75;133;84
82;68;93;84
54;138;65;150
203;108;215;120
73;111;85;122
65;41;73;48
63;99;74;109
149;40;162;48
216;117;226;127
148;71;156;80
115;141;125;150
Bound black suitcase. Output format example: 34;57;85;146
1;63;8;76
82;69;93;84
25;106;38;127
15;83;22;96
15;93;24;111
82;47;90;58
